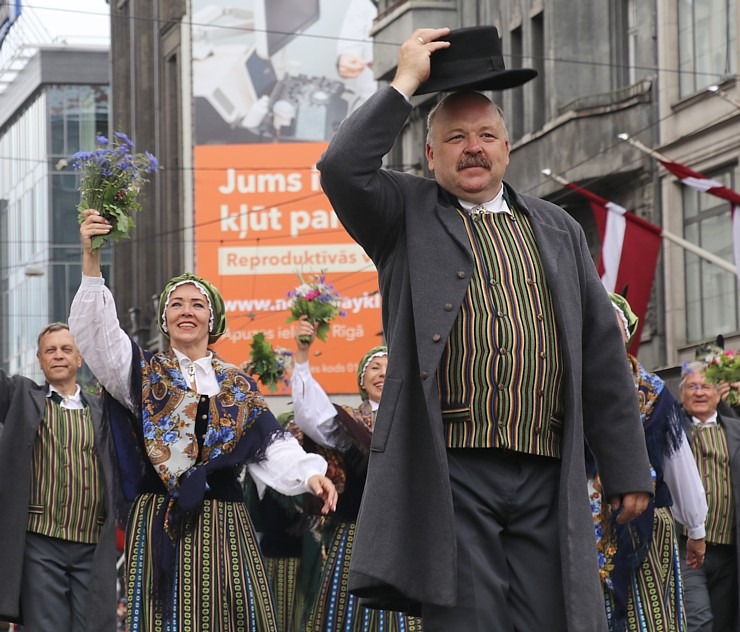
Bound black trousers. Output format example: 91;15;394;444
20;532;96;632
422;448;567;632
679;536;739;632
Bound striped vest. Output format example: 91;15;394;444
688;422;735;545
439;193;564;456
27;398;106;544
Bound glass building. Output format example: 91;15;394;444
0;47;109;380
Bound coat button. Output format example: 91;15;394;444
444;303;453;311
420;371;429;380
457;271;466;278
432;334;441;342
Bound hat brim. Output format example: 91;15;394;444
415;68;538;95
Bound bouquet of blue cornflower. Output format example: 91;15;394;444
286;271;345;344
243;332;293;393
72;131;159;251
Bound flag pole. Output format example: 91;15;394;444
616;133;674;163
707;85;740;110
541;168;738;275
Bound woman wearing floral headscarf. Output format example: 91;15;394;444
587;293;707;632
70;210;337;632
291;316;422;632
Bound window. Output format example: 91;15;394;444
678;0;736;96
684;165;739;341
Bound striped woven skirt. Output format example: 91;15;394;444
264;556;304;632
305;520;423;632
604;507;686;632
125;493;279;632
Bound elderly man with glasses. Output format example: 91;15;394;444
679;361;740;632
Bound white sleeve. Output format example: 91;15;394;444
290;361;352;450
69;275;135;412
663;432;707;540
247;434;328;498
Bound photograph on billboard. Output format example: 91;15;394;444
192;0;381;394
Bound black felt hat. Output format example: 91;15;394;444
414;25;537;95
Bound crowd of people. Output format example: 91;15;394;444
0;24;738;632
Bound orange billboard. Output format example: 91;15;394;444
191;0;380;393
194;142;382;393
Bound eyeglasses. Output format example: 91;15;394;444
685;383;716;392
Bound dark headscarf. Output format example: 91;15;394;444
157;272;227;344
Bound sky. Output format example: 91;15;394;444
22;1;110;47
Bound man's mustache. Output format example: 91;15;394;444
457;155;491;170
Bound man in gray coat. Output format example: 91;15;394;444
318;26;653;632
0;323;118;630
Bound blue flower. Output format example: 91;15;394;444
143;420;156;439
162;430;178;444
218;426;235;443
210;447;222;459
113;131;135;147
156;414;172;429
204;426;218;447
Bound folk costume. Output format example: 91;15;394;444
291;347;422;632
588;294;706;632
0;372;118;629
318;81;653;631
70;273;329;632
680;386;740;632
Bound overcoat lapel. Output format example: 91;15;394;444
27;389;46;432
407;197;473;386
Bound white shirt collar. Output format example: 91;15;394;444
48;384;84;409
691;411;718;426
457;185;512;216
173;348;219;396
174;348;214;376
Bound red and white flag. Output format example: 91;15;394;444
658;159;740;279
564;181;662;354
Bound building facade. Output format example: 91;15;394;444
107;0;740;375
0;43;109;379
371;0;740;371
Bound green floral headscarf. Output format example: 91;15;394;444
357;345;388;400
608;292;639;346
158;272;227;344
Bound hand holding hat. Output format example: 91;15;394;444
389;25;538;97
391;28;451;97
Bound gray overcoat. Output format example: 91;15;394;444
0;371;119;629
318;86;653;631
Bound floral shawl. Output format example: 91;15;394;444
140;347;276;495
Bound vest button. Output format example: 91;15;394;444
420;371;429;380
457;271;466;278
432;334;441;342
444;303;453;311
